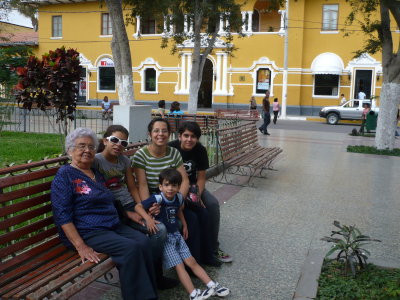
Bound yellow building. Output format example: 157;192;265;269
33;0;397;115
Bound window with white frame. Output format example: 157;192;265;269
256;68;271;94
144;68;156;92
314;74;339;96
322;4;338;31
141;18;156;34
101;13;112;35
98;58;115;91
52;16;62;37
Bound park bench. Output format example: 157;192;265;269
0;142;146;300
212;120;282;187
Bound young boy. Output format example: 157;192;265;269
135;168;230;300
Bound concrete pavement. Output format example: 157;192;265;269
73;122;400;300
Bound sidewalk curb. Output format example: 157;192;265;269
293;250;400;300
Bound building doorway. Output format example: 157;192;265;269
353;69;373;99
198;59;213;108
77;67;87;102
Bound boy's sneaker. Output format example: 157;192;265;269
198;286;215;300
216;248;233;263
190;289;202;300
212;282;230;297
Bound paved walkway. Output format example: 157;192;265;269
73;124;400;300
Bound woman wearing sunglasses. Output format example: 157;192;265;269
94;125;177;290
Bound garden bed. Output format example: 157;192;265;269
317;260;400;299
347;145;400;157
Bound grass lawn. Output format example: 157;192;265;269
347;145;400;157
318;261;400;300
0;131;65;168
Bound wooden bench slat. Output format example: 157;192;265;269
11;254;82;299
0;168;59;189
0;181;52;204
0;226;58;262
0;194;51;217
26;255;113;300
0;216;54;245
0;203;52;231
0;237;60;273
0;245;72;295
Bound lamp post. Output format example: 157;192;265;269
281;0;289;119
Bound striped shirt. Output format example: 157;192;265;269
132;146;183;193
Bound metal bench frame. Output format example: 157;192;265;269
212;121;282;187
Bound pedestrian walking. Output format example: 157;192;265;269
258;90;271;135
272;98;280;125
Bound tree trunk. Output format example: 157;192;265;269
105;0;134;106
375;82;400;150
188;64;202;113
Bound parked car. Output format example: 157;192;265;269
319;99;379;125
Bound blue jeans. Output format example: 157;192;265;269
259;112;271;133
84;224;157;300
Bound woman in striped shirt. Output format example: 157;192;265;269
132;118;189;201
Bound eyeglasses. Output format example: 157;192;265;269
74;144;96;151
106;136;128;147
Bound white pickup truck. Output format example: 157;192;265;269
319;99;379;125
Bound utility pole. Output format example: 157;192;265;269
281;0;289;118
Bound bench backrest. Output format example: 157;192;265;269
217;121;258;162
0;142;146;277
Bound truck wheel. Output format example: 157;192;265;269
326;113;339;125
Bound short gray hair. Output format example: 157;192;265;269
65;127;98;153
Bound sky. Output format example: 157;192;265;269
0;9;33;28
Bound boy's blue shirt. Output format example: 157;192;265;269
141;192;183;233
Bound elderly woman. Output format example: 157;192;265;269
51;128;157;300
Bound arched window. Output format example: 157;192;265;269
97;57;115;91
252;10;260;32
144;68;156;92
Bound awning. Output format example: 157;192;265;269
311;53;344;75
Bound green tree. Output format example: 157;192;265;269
14;47;81;136
345;0;400;150
0;46;32;133
0;0;38;30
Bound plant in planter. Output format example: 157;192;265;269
321;220;381;277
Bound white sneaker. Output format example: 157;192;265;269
190;288;215;300
212;282;230;297
199;286;215;299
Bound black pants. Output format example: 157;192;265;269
84;224;157;300
273;111;279;124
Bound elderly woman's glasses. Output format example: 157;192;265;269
106;136;128;147
74;144;96;151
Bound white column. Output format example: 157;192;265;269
169;15;173;35
184;14;188;33
135;16;141;38
181;54;186;91
186;53;192;92
247;11;253;33
241;11;247;32
278;10;286;35
222;53;228;93
163;15;168;34
215;53;222;93
218;14;224;34
225;13;230;31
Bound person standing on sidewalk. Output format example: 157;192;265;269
258;90;271;135
272;98;280;125
169;122;233;264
